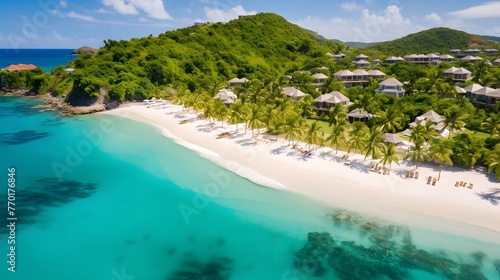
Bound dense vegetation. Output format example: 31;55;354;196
2;13;500;179
367;27;495;55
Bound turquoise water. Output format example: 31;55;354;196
0;96;499;279
0;49;76;72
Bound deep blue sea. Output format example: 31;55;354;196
1;96;500;279
0;49;76;72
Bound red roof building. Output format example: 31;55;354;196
3;64;37;71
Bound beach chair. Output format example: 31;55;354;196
462;182;466;187
455;181;459;187
459;181;464;187
427;176;432;185
409;171;414;179
414;171;419;179
468;183;473;189
432;177;437;186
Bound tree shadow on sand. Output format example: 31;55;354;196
476;188;500;206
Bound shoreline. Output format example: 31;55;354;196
100;102;500;244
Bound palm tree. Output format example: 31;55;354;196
421;121;439;143
375;106;403;133
304;121;325;151
202;99;216;125
472;60;490;84
327;103;347;127
353;94;374;114
347;121;369;155
430;140;453;180
460;141;483;169
267;109;286;142
362;127;385;160
284;116;305;146
405;140;429;169
409;123;426;145
213;99;229;127
481;112;500;137
444;106;466;139
247;104;265;137
229;102;245;132
235;80;253;98
326;121;348;154
379;144;400;169
438;82;458;99
486;145;500;180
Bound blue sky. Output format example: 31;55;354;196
1;0;500;48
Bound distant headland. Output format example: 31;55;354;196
71;46;99;55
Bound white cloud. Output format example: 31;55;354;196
204;5;256;23
96;8;110;14
51;10;99;22
448;2;500;19
67;11;98;22
59;1;67;8
340;1;363;12
50;31;70;42
296;5;414;42
101;0;172;20
101;0;138;15
424;12;442;24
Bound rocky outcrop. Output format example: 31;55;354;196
71;46;99;55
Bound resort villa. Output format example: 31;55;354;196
312;73;329;90
228;77;250;87
461;55;483;63
406;110;448;137
313;91;350;112
333;69;386;88
375;78;405;98
448;48;498;57
214;89;237;105
461;84;500;108
441;67;472;83
355;59;371;68
353;54;369;61
384;56;405;64
282;87;307;101
484;49;499;56
3;64;37;71
347;108;373;123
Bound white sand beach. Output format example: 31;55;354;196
100;102;500;244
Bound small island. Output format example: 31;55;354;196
71;46;99;55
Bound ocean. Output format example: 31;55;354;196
1;96;500;280
0;49;76;72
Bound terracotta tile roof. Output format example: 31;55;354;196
3;64;37;71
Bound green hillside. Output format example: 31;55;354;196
481;35;500;43
366;27;493;55
61;13;345;101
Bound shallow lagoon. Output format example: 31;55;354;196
0;96;499;279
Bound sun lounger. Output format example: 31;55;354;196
431;177;437;186
409;171;414;178
427;176;432;185
468;183;473;189
459;181;464;187
455;181;459;187
414;172;419;179
462;182;466;187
